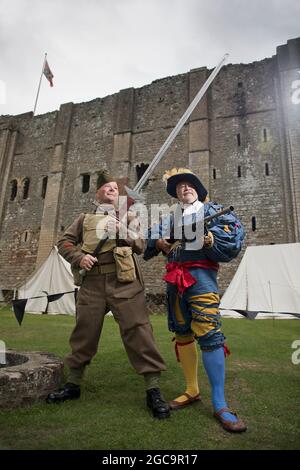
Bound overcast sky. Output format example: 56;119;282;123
0;0;299;117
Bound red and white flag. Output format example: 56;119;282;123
43;60;54;87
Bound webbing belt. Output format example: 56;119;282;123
86;263;116;275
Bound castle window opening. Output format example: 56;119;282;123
213;169;216;180
263;128;268;142
22;178;30;200
265;163;269;176
237;133;241;146
136;163;149;183
41;176;48;199
238;166;241;177
10;180;18;201
21;230;30;244
81;174;90;193
238;81;243;88
251;216;256;232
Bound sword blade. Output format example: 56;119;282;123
131;53;229;195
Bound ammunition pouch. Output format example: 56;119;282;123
113;246;136;283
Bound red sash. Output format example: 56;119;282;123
164;260;219;295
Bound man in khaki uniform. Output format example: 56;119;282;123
46;171;170;419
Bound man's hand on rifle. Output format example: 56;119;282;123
204;231;214;248
155;238;172;255
79;254;98;271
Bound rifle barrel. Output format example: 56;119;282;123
204;206;234;224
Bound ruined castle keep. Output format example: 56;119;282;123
0;38;299;298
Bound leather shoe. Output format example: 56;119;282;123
169;392;201;410
46;382;81;404
214;407;247;433
146;388;170;419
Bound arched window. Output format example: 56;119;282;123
22;178;30;200
81;174;90;193
10;179;18;201
41;176;48;199
136;163;149;183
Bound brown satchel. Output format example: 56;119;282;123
113;246;136;283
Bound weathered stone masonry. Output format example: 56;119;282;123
0;38;299;297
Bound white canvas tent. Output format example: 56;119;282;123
220;243;300;319
17;246;76;315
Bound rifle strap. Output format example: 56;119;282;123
92;233;109;258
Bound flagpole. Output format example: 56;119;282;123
33;52;47;116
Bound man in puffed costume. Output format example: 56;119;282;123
144;168;246;431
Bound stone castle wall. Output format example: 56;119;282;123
0;38;299;297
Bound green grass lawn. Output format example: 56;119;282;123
0;307;299;450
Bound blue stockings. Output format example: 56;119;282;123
202;347;238;423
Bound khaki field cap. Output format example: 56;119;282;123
163;167;208;202
97;170;115;189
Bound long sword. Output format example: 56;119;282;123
125;53;229;201
79;54;229;277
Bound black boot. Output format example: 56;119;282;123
146;388;170;419
46;382;80;404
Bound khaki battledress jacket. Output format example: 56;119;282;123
57;212;166;374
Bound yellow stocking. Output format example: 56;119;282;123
172;339;199;403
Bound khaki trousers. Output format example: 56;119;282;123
65;272;166;374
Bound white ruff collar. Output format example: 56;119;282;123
179;199;203;216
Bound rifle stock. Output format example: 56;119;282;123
165;205;234;245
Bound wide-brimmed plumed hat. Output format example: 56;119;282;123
163;167;207;202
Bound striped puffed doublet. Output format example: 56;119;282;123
189;292;221;338
168;290;225;350
173;291;221;337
